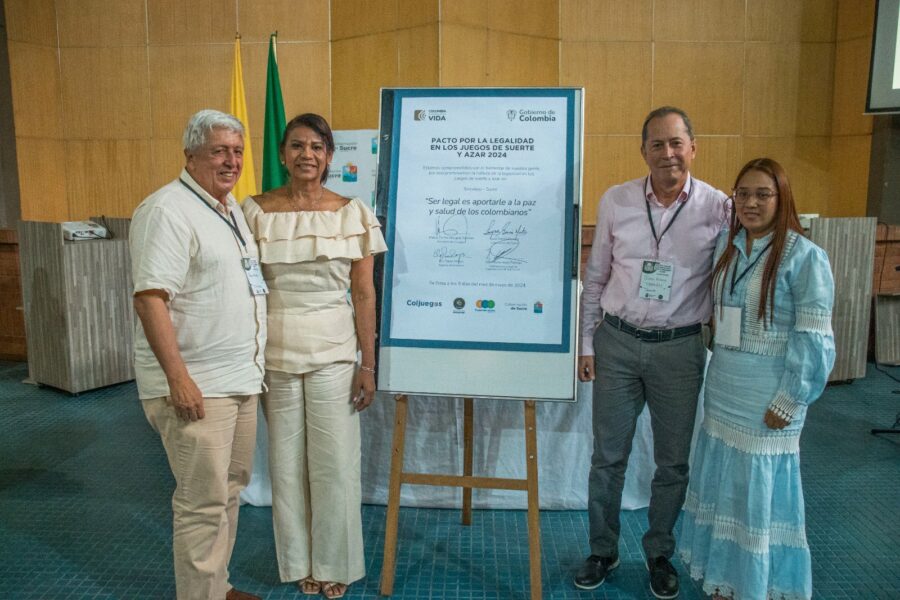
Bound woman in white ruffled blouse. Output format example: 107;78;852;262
243;113;387;599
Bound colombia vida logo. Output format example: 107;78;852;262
414;109;447;121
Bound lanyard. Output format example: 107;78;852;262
729;240;773;296
179;179;247;250
644;175;692;250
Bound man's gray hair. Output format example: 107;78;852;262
641;106;694;145
182;109;245;153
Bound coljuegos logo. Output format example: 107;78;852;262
475;299;495;309
407;299;442;308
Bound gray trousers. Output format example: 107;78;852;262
588;320;705;559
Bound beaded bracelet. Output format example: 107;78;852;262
359;365;376;374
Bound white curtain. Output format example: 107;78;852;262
242;364;707;510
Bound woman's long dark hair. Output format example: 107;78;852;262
712;158;803;325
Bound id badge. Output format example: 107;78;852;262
716;306;742;348
242;257;269;295
638;260;674;301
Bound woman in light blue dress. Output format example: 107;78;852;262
678;158;835;600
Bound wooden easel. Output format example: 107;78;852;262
380;395;542;599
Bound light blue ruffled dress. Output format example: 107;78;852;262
678;229;835;600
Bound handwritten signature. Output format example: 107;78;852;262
433;215;471;242
483;220;528;264
483;220;527;240
434;246;468;266
486;240;527;264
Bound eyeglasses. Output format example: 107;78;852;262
732;189;778;204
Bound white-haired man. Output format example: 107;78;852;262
131;109;267;600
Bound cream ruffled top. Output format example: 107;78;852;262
242;197;387;374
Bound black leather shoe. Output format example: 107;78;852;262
225;588;261;600
647;556;679;599
573;554;619;590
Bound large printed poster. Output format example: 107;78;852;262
382;90;575;352
326;130;378;208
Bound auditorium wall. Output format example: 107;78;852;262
1;0;876;225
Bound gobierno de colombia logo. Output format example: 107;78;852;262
506;108;556;122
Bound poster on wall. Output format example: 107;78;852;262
326;130;379;208
379;88;580;354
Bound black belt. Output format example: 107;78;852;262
603;313;701;343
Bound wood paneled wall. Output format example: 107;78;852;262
440;0;560;88
1;0;878;226
4;0;331;222
830;0;875;217
563;0;858;224
0;229;24;360
5;0;65;221
331;0;440;129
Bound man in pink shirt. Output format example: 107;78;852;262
574;107;728;599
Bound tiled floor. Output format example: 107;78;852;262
0;360;897;599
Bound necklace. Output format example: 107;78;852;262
290;186;325;211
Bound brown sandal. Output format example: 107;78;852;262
321;582;347;599
297;577;321;595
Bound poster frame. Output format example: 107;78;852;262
375;87;583;401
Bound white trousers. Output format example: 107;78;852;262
143;394;257;600
263;362;365;584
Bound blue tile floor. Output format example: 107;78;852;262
1;360;898;599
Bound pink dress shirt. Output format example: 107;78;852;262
580;175;728;356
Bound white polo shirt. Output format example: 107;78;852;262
130;169;267;400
